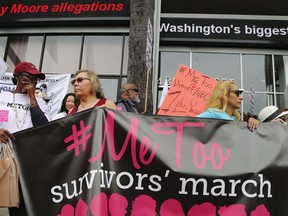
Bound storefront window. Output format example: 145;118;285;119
6;35;43;70
0;37;7;59
242;54;271;92
158;49;288;116
192;52;241;84
159;51;190;86
275;55;288;108
122;36;129;76
100;78;119;101
42;35;82;73
81;35;124;75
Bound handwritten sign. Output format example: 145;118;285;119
158;64;218;117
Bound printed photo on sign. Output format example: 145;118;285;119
0;72;71;119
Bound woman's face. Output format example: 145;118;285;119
65;95;75;111
72;72;92;98
227;85;243;110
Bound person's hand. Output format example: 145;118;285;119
21;80;36;97
247;117;260;132
272;118;287;124
0;129;14;143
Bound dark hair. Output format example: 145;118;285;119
58;93;79;114
40;83;47;89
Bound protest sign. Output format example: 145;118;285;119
0;72;71;119
14;108;288;215
158;64;218;117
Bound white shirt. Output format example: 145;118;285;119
0;91;50;133
52;111;67;120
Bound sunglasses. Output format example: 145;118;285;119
230;89;244;97
127;88;139;93
71;77;90;85
17;72;38;82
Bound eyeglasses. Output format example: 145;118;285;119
71;77;90;85
229;89;244;97
127;88;139;93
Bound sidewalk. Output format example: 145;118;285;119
0;208;9;216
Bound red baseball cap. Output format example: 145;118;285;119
14;61;45;80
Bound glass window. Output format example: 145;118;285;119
6;35;43;70
275;55;288;108
159;51;190;86
192;52;241;85
100;78;119;102
242;54;272;92
81;35;123;75
243;93;270;116
0;37;7;58
42;35;82;73
122;36;129;76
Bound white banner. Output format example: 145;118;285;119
146;18;153;72
0;73;71;119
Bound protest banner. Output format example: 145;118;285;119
158;64;218;117
14;108;288;215
0;72;71;119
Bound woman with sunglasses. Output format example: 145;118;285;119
197;80;259;131
69;69;116;114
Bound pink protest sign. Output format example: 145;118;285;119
158;64;218;117
0;110;9;122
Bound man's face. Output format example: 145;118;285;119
16;72;38;92
126;85;140;103
40;85;47;93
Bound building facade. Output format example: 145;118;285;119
1;0;288;116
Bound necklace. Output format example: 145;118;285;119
13;93;29;129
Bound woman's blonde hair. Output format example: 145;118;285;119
205;80;241;120
74;69;105;98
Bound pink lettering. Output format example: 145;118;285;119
193;141;231;170
89;111;157;169
152;122;205;168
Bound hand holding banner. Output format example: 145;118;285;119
157;64;218;117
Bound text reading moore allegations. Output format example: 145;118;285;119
4;2;124;15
